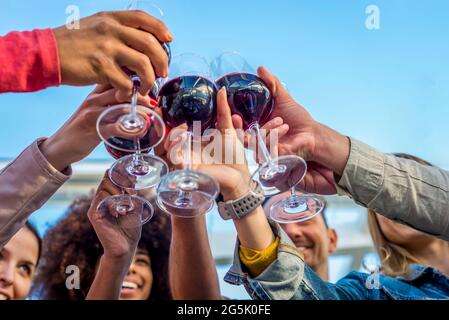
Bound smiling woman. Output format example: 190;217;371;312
30;194;172;300
0;222;41;300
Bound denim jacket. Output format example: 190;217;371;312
225;222;449;300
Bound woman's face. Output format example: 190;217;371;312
119;249;153;300
376;214;434;248
0;227;39;300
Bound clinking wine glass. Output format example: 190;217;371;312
156;53;220;218
212;52;324;223
95;83;166;227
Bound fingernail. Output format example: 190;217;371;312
273;117;282;125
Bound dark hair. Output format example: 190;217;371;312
31;194;172;300
24;221;42;265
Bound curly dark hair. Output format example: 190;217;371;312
31;193;172;300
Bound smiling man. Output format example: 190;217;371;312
263;193;337;281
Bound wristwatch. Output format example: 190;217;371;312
217;180;265;220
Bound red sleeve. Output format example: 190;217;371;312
0;28;61;93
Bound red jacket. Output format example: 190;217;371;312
0;29;61;93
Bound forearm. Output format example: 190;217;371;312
0;29;60;93
232;207;276;251
0;139;70;248
86;255;131;300
40;134;78;172
312;122;351;176
169;216;221;300
337;138;449;241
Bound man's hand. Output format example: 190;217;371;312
256;67;351;195
53;10;173;98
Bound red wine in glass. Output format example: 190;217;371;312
215;72;274;130
158;75;217;132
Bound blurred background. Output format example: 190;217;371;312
1;0;448;298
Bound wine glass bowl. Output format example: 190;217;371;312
96;194;154;228
215;72;274;130
97;104;166;154
159;75;217;132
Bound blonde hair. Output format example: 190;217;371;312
367;153;433;278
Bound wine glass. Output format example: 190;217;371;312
97;102;168;190
212;52;324;223
96;192;154;228
156;53;220;218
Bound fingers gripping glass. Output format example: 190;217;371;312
211;52;324;223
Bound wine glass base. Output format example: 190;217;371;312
269;194;324;224
109;154;168;190
96;194;154;228
252;155;307;196
156;170;219;218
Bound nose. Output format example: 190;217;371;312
283;224;304;240
0;262;14;287
126;261;137;276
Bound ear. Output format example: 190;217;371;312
327;228;338;254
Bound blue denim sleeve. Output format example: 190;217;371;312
225;221;370;300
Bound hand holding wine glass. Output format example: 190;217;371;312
88;172;143;260
256;67;340;195
40;84;151;172
166;88;253;201
212;53;325;223
53;10;172;98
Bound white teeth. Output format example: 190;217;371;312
0;294;8;300
122;281;138;289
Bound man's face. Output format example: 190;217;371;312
280;216;337;271
264;193;337;273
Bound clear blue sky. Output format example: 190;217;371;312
1;0;449;167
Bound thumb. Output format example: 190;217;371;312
258;66;291;103
216;87;234;132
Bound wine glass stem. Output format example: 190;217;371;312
130;77;139;120
251;123;276;169
184;131;193;171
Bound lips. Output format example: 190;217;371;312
121;281;139;290
295;243;313;254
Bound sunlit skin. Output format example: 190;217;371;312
119;249;153;300
0;227;39;300
264;192;337;281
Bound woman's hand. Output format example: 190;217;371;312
165;88;252;201
87;172;142;261
39;84;152;172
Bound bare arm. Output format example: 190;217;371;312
169;216;221;300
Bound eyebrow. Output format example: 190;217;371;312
136;249;150;256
